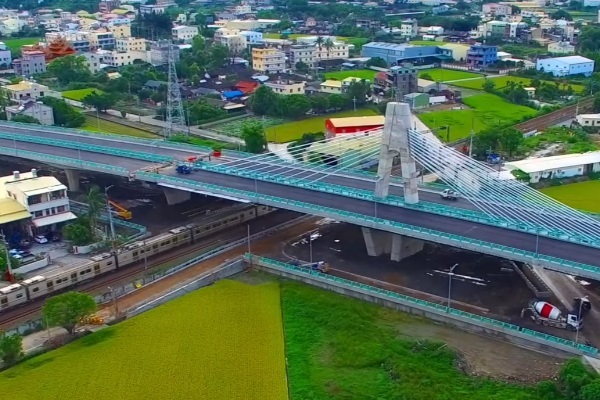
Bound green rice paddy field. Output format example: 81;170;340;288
541;180;600;213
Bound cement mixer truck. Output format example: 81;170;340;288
522;300;582;331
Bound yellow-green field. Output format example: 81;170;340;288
82;116;158;138
266;108;379;143
450;76;585;93
62;88;104;101
541;180;600;213
0;280;288;400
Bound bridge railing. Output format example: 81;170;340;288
246;254;598;356
189;162;600;249
138;171;600;278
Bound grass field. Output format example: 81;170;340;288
450;76;585;93
62;88;104;101
419;68;482;82
3;37;41;49
541;181;600;213
82;116;158;138
212;116;287;138
283;281;543;399
266;108;379;143
0;280;288;400
409;40;442;46
419;93;536;141
323;69;377;80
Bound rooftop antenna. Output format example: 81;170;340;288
164;41;186;138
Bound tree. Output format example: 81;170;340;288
328;93;347;110
277;94;311;119
366;57;387;68
10;115;41;124
62;221;94;246
594;93;600;112
473;127;501;155
82;91;117;112
551;9;573;21
346;80;369;105
309;95;329;113
210;44;230;69
47;55;92;85
498;128;523;158
482;79;496;93
559;359;595;399
41;97;85;128
86;186;105;233
295;61;309;73
323;38;335;60
0;332;22;366
242;121;266;153
42;292;97;335
581;381;600;400
249;86;277;115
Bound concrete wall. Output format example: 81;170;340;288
249;258;590;358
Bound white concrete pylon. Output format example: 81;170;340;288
375;102;419;204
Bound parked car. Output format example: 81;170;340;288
34;235;49;244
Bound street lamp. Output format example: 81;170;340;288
447;263;459;310
104;185;116;250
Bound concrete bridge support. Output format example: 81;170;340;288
162;187;191;205
375;102;419;204
361;227;424;262
64;169;80;192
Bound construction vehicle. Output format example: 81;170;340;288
522;300;582;331
176;164;192;174
108;200;132;220
440;189;459;200
574;296;592;315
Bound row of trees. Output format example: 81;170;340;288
62;187;105;246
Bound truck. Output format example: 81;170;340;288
574;296;592;315
440;189;459;200
522;300;582;331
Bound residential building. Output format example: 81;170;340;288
438;43;469;62
140;4;169;14
289;44;316;69
536;56;594;77
505;152;600;183
264;80;306;95
341;77;367;93
482;3;512;16
234;4;252;14
320;80;343;94
315;42;349;61
107;23;131;39
361;42;440;65
404;92;430;109
86;31;116;50
325;116;385;137
576;113;600;127
252;47;285;73
149;41;180;66
379;64;419;98
548;42;575;55
224;19;280;30
116;37;146;52
6;100;55;125
239;30;263;45
99;0;121;13
12;51;46;77
83;51;106;73
220;34;247;53
425;26;444;35
4;81;49;102
0;42;11;68
172;26;199;42
467;44;498;68
0;170;76;234
100;49;147;67
399;19;418;38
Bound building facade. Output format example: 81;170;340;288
320;80;342;94
4;81;49;103
536;56;594;77
548;42;575;55
264;80;306;95
400;19;418;38
172;26;199;42
482;3;512;16
6;100;55;125
239;30;263;45
325;116;385;137
361;42;440;65
252;47;285;73
0;41;11;68
12;51;46;77
116;37;146;53
289;45;316;69
149;41;180;66
467;44;498;68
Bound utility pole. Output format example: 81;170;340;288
352;96;357;112
447;264;459;310
164;40;186;138
104;185;116;250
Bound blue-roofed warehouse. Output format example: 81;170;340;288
361;42;444;65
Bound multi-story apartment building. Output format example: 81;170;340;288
99;0;121;13
107;23;131;39
315;42;349;61
482;3;512;16
0;41;11;68
467;44;498;68
86;31;116;50
6;100;55;126
116;37;146;52
239;30;263;45
172;25;199;42
12;51;46;77
400;19;418;38
149;41;180;66
252;47;285;73
289;44;316;69
264;80;306;95
361;42;440;65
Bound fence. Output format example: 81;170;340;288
247;254;598;357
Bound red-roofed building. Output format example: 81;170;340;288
235;81;258;95
325;116;385;138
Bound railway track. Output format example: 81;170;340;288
0;210;302;329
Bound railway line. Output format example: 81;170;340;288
0;209;302;329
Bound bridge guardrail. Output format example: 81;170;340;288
191;162;600;249
0;121;253;159
0;132;173;164
246;254;598;356
137;171;600;278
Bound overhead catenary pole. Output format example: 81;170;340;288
105;185;116;250
164;40;186;138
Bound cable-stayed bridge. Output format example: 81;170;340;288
0;103;599;278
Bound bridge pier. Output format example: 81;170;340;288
64;169;80;192
375;102;419;204
361;227;423;262
162;187;191;205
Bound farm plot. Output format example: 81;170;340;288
212;116;287;137
62;88;104;101
450;76;585;93
0;280;288;400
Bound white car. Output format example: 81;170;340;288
34;235;48;244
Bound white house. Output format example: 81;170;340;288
172;26;199;42
505;152;600;183
576;114;600;127
6;100;55;126
536;55;594;77
425;26;444;35
239;30;263;45
548;42;575;55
